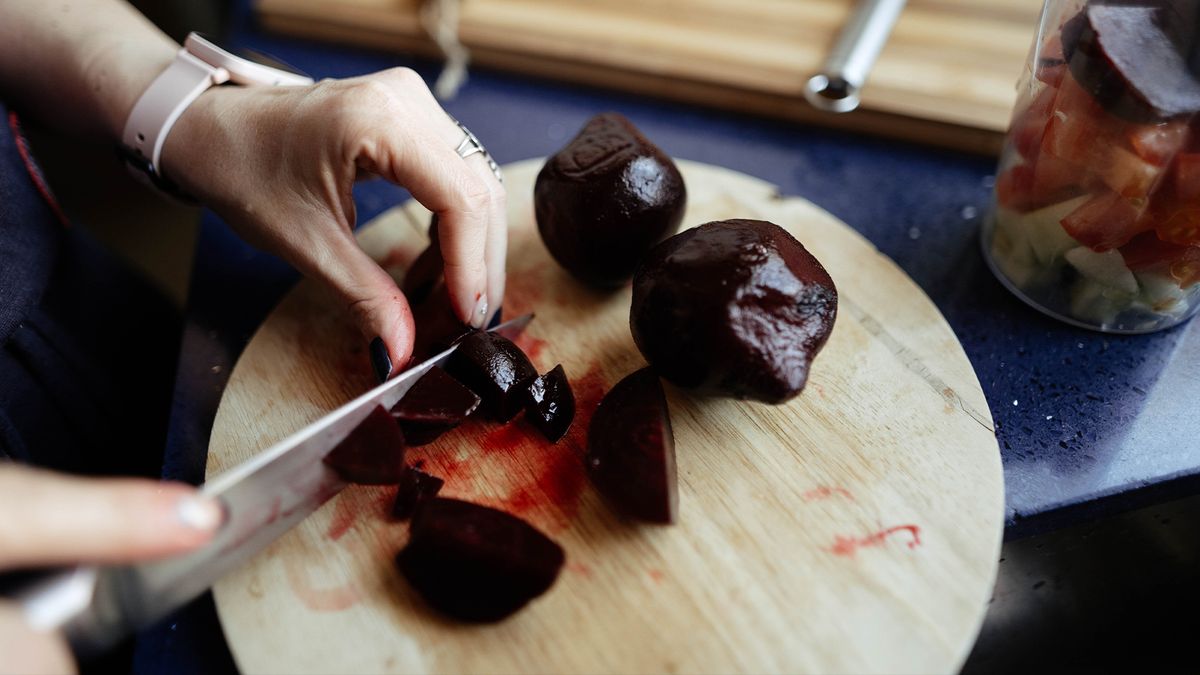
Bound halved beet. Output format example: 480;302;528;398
391;466;445;521
396;498;565;622
1062;3;1200;122
390;366;481;445
525;364;575;443
323;405;408;484
445;331;538;422
409;282;474;363
585;368;677;524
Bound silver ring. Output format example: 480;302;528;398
451;118;503;184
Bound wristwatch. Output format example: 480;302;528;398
119;32;313;200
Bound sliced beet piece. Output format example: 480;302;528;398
323;405;408;484
409;282;474;362
524;364;575;443
390;366;481;445
402;216;443;305
396;498;565;622
391;466;445;520
445;331;538;422
1062;3;1200;122
585;368;677;524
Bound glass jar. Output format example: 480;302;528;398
982;0;1200;333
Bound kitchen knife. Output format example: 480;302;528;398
11;313;532;657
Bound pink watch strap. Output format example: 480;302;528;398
121;49;230;177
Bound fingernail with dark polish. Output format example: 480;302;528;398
370;337;392;383
487;306;503;329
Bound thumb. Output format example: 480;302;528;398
0;465;223;569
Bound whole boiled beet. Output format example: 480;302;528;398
630;219;837;404
534;113;686;288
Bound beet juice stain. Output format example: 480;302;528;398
830;525;922;557
801;486;855;503
284;556;361;613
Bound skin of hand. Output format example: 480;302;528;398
0;465;224;674
0;0;506;377
161;70;508;371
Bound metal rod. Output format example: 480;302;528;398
805;0;907;113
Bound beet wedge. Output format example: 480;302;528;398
323;405;408;484
524;364;576;443
391;466;445;521
445;331;538;422
390;366;481;446
585;368;677;523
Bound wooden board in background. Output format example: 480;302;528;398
208;159;1004;674
256;0;1044;154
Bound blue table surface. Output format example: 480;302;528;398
137;6;1200;674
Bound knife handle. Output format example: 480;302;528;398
10;566;122;658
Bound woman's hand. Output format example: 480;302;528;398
0;464;223;675
162;69;508;376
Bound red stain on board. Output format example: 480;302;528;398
830;525;922;557
802;486;855;502
283;557;360;612
648;569;665;584
411;366;607;533
325;486;397;542
513;331;549;366
567;562;593;579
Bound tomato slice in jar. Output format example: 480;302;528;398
1119;232;1200;288
995;156;1081;213
1128;121;1189;166
1060;190;1148;251
1010;85;1059;161
1155;208;1200;247
1173;153;1200;205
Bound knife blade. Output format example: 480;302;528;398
14;313;532;656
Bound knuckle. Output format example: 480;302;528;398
346;292;390;327
384;66;428;92
459;179;492;216
351;77;397;108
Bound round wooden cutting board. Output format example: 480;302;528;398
207;159;1003;674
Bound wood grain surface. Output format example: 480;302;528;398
254;0;1044;153
208;159;1004;674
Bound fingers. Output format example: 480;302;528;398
371;129;491;328
0;602;74;675
0;465;223;569
355;69;502;329
288;229;417;380
462;152;508;324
